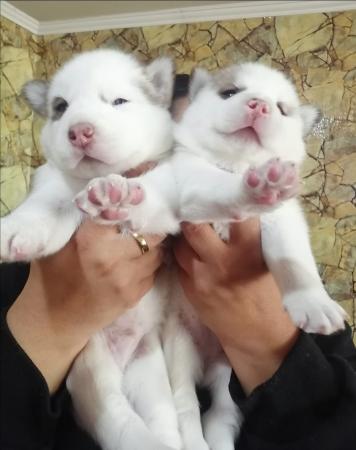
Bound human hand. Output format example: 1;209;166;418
7;221;165;392
174;219;299;394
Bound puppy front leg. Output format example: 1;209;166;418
0;164;82;261
74;161;180;235
173;153;298;223
261;200;347;334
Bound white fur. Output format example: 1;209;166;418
67;271;180;450
0;49;180;450
1;49;174;261
1;54;347;450
82;63;346;449
172;63;346;334
166;64;346;449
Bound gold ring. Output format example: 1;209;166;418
130;231;149;255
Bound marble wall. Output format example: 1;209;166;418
1;17;44;215
1;12;355;333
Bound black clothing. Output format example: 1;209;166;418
1;263;356;450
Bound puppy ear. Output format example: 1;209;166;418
299;105;321;136
189;68;211;100
145;57;175;108
21;80;49;117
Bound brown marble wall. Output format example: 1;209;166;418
1;12;355;333
1;17;45;215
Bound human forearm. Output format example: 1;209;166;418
6;264;89;393
202;271;299;394
174;220;299;395
5;222;165;394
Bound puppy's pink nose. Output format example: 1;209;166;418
247;99;270;115
68;123;94;148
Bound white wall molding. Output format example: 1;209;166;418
1;1;355;36
1;1;40;34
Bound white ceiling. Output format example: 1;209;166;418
7;1;232;21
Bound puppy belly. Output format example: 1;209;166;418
179;304;222;369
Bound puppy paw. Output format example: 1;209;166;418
283;289;347;334
154;430;182;450
74;174;144;223
0;219;50;261
203;409;236;450
185;439;210;450
244;158;299;206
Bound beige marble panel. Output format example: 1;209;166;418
0;16;45;218
0;11;355;337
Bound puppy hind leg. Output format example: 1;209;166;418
68;333;172;450
124;329;182;450
202;359;242;450
164;318;209;450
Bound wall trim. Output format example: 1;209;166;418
1;1;39;34
1;1;355;36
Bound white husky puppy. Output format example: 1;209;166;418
0;49;183;450
76;62;347;449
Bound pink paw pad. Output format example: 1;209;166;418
266;164;282;183
246;170;260;188
13;248;28;261
108;184;122;203
74;174;144;222
100;208;128;221
87;185;105;205
128;185;144;205
245;158;299;206
9;236;45;261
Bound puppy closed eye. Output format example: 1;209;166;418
219;86;244;100
277;102;288;116
112;98;129;106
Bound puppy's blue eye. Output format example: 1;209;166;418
219;87;244;99
113;98;128;106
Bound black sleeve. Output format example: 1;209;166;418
0;263;66;449
0;262;30;309
1;309;70;450
229;326;356;450
0;263;100;450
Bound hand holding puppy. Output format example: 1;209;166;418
7;221;165;392
174;219;299;394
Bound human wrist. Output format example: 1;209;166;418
220;320;299;395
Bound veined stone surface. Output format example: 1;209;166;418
0;12;355;337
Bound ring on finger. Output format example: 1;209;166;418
130;231;150;255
